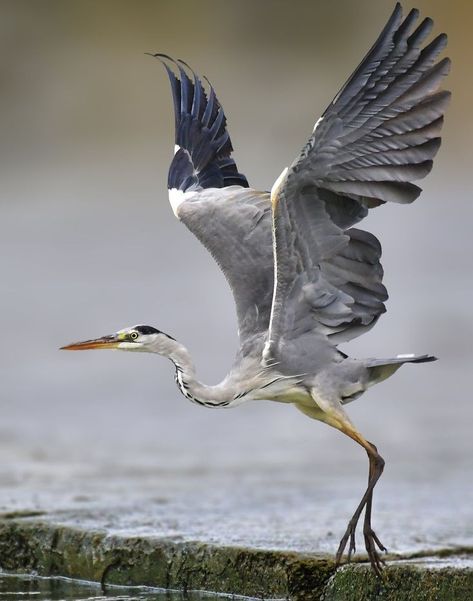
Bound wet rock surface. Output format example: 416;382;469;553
0;516;472;600
0;462;472;600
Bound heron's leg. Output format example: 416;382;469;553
363;442;387;569
334;429;386;575
296;398;386;575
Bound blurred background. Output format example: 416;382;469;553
0;0;472;550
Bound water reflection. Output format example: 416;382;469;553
0;574;262;601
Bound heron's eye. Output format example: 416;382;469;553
130;331;139;340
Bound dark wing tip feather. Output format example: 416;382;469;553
149;53;249;192
327;3;404;110
411;354;437;363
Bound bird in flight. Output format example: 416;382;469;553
62;3;450;575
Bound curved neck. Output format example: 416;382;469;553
154;336;236;407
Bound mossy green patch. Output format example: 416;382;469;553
0;519;335;599
324;562;473;601
1;519;472;600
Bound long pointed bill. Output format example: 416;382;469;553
60;334;120;351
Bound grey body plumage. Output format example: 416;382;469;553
62;3;449;576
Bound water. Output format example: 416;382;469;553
0;574;260;601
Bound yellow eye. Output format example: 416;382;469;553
130;331;139;340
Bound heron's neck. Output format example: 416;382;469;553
157;337;236;407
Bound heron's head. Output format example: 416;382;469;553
61;325;175;354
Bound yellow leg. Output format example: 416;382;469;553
296;398;386;576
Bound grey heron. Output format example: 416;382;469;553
61;3;450;575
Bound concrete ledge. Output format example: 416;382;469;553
0;518;472;600
0;518;334;600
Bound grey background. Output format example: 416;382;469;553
0;0;472;546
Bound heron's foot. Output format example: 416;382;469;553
335;516;358;566
363;524;387;577
335;518;387;577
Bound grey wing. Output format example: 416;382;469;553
178;188;274;344
266;184;387;371
154;56;274;343
266;4;450;369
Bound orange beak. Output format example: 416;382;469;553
60;334;120;351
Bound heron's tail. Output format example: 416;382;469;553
366;354;437;386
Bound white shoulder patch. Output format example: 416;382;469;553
396;353;416;359
168;188;187;218
174;144;181;155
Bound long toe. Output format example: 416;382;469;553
371;529;387;553
348;528;357;560
364;528;387;577
335;535;348;566
364;524;387;553
336;518;358;566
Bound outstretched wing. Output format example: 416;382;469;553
266;4;450;369
154;56;274;343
